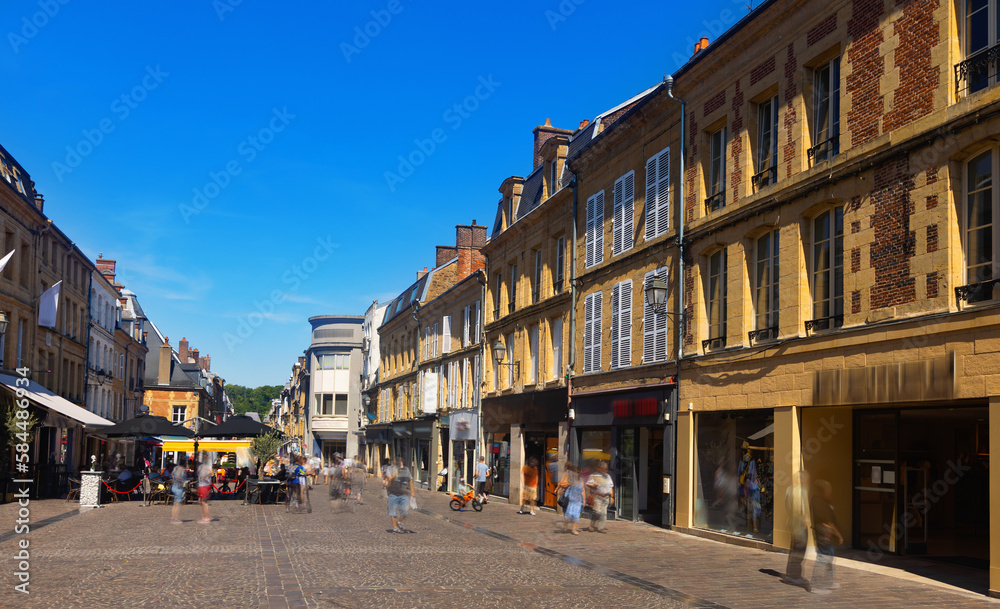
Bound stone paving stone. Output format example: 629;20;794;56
0;487;995;608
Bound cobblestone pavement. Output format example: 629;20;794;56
0;486;995;608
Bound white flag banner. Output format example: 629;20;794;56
38;281;61;327
0;250;14;275
422;371;438;414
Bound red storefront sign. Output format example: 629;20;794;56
612;397;659;418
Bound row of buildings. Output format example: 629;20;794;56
0;143;231;497
270;0;1000;595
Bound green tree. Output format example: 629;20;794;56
228;384;282;416
250;431;283;466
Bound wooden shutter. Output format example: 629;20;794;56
463;306;470;347
620;279;632;367
583;294;594;373
432;323;438;356
442;316;451;353
586;194;596;267
622;171;634;254
645;156;658;241
613;179;623;256
592;291;602;371
610;283;620;369
474;300;480;344
656;150;670;236
594;191;604;265
643;271;656;363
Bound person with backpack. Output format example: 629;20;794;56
384;456;415;533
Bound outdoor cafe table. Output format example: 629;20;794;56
251;479;282;504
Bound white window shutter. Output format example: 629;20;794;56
623;171;634;253
610;282;620;369
593;291;602;371
586;195;596;267
645;156;658;241
442;316;451;353
657;150;670;236
620;279;632;367
654;268;668;362
594;191;604;264
613;179;623;256
424;328;429;359
433;323;438;356
583;294;594;373
643;271;656;363
474;300;481;344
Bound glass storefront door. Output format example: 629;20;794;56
854;411;898;553
618;428;638;521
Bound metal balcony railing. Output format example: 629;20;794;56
805;314;843;335
956;43;1000;95
702;336;726;352
751;166;777;191
748;326;778;346
704;190;726;214
955;278;1000;305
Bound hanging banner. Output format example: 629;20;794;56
451;410;477;441
422;371;438;414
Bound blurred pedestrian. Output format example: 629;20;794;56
810;479;842;594
558;462;584;534
587;461;614;533
518;457;539;515
474;456;491;505
170;461;187;524
384;456;415;533
196;457;213;524
352;455;367;505
782;470;811;588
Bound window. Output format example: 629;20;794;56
706;128;727;212
317;393;332;415
705;249;727;350
583;291;603;373
554;237;565;293
586;191;605;268
463;305;471;347
473;300;480;344
550;316;563;380
424;327;430;359
610;279;632;369
494;272;502;318
811;207;844;330
335;394;348;416
811;57;840;163
172;405;185;425
505;332;514;387
645;148;670;240
529;325;539;384
963;149;999;302
752;230;780;342
549;160;558;195
432;323;439;356
509;263;518;312
442;316;452;353
612;171;635;256
319;353;350;369
754;96;779;190
532;249;542;303
643;267;669;364
961;0;1000;93
507;196;515;227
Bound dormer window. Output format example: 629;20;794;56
549;160;558;195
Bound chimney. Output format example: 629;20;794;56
96;255;117;284
178;337;189;363
33;193;44;213
416;266;428;280
191;349;199;365
532;118;572;171
455;220;488;283
158;337;171;385
579;119;590;130
199;354;210;372
693;36;710;57
435;245;457;268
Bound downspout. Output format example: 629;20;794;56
665;74;685;528
474;270;486;468
568;176;578;417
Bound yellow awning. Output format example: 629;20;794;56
161;440;253;451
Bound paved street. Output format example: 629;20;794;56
0;486;996;609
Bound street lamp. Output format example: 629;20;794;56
0;311;9;336
492;338;519;375
644;278;668;312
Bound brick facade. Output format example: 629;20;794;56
846;0;885;147
869;155;916;310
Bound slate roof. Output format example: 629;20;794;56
379;266;437;328
515;166;544;222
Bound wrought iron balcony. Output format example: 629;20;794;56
804;314;843;335
808;135;839;163
702;336;726;352
751;166;777;191
955;43;1000;95
704;190;726;214
748;326;778;346
955;277;1000;305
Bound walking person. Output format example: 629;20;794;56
558;462;584;535
296;455;311;513
518;457;539;515
196;456;213;524
586;461;614;533
474;456;491;505
352;455;367;505
384;456;415;533
170;460;187;524
810;479;842;594
782;471;811;588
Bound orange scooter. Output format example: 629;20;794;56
447;484;483;512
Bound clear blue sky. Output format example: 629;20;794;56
1;0;748;387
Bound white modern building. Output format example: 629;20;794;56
87;266;120;419
306;315;364;462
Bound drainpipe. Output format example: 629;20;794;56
568;176;578;421
474;270;487;469
665;74;685;528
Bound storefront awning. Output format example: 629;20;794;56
161;439;252;451
0;373;112;428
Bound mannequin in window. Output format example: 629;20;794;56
738;441;761;533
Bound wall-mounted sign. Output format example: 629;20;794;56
813;351;955;406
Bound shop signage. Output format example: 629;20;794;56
612;397;659;418
813;351;955;406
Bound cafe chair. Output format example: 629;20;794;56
65;477;81;502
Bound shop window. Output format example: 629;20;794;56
695;410;775;541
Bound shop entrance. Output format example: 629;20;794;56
854;407;989;568
617;427;664;525
524;432;559;509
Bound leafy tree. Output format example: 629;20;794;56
228;384;282;416
250;431;283;466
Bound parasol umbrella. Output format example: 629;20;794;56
204;415;283;438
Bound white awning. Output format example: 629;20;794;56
0;373;113;428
